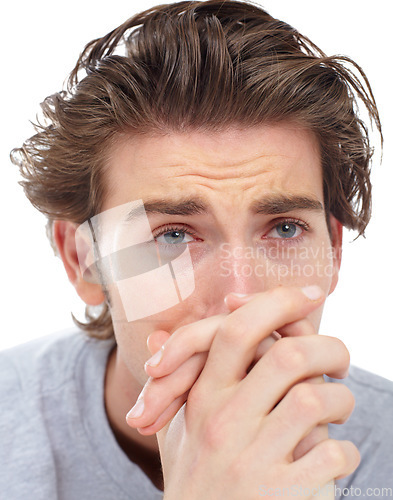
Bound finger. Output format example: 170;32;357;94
291;376;328;461
278;317;315;338
141;325;319;432
254;382;355;461
225;294;322;338
226;295;318;341
127;352;207;429
226;293;318;340
146;293;319;380
234;335;350;418
146;322;312;381
145;314;226;376
197;286;325;389
251;319;315;367
290;438;360;484
224;292;256;312
147;330;171;355
292;424;329;461
142;324;315;432
136;392;189;435
248;335;277;370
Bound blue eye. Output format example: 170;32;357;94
267;222;304;239
155;229;196;245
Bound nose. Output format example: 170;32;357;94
202;242;268;316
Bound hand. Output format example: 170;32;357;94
127;286;359;499
128;288;332;445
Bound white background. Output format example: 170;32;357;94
1;1;392;378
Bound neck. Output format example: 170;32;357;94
104;346;163;490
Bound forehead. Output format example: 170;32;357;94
102;123;323;213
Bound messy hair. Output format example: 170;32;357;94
11;0;382;339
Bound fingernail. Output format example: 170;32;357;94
145;348;163;368
224;293;251;306
126;398;145;419
224;293;249;308
301;285;324;301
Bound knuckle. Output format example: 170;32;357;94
217;315;247;346
290;383;324;419
228;455;248;480
330;336;351;365
269;338;307;374
321;440;348;470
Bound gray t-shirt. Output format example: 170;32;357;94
0;330;162;499
0;329;392;499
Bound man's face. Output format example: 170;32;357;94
98;123;341;385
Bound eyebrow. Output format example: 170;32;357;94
250;195;324;214
126;194;323;219
126;198;207;219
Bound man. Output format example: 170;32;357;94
2;1;392;498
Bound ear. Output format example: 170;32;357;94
327;215;343;295
53;220;106;306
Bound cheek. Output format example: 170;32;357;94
259;243;333;332
106;262;212;331
260;240;336;293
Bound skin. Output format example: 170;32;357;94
54;123;359;497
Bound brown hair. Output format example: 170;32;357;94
11;0;382;339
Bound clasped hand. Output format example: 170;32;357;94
127;286;359;499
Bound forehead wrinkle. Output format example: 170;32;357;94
173;160;276;181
